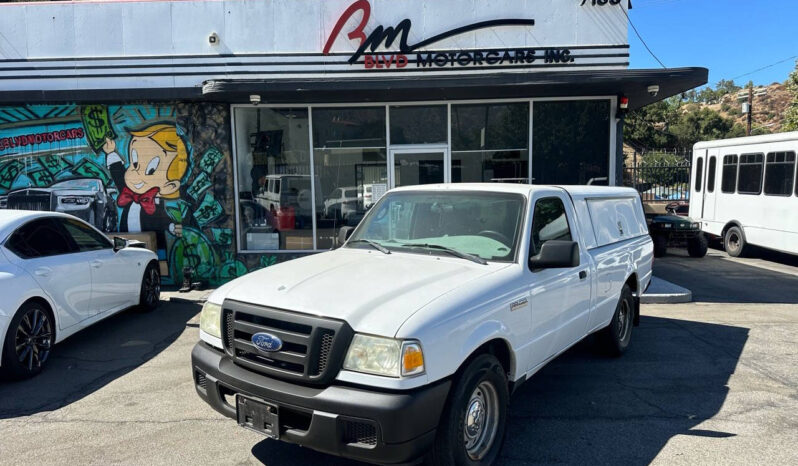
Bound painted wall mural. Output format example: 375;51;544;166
0;102;290;286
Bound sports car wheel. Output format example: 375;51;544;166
137;263;161;312
1;302;54;380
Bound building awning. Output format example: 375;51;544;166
202;67;707;110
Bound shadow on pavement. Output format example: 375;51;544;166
250;315;748;465
0;301;200;419
654;251;798;303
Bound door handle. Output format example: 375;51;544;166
579;270;588;280
34;267;52;277
91;260;103;268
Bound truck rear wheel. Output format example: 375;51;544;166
427;354;508;466
687;233;708;258
598;284;634;356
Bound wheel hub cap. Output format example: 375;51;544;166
463;381;500;461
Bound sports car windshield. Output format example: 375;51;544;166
51;179;101;191
347;191;525;262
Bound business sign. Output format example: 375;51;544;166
0;0;629;92
0;123;87;157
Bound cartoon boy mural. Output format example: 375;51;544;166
101;123;189;250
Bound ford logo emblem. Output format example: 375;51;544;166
251;332;283;353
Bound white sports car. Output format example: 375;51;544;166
0;210;160;379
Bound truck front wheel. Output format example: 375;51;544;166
427;354;509;466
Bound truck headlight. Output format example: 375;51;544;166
60;196;91;205
343;334;425;377
692;223;700;229
199;302;222;339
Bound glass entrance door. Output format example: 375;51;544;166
388;146;449;188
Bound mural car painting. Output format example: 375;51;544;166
4;178;118;232
0;102;283;286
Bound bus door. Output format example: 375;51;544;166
691;150;706;220
702;149;719;221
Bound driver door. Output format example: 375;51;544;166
524;193;592;372
56;217;139;314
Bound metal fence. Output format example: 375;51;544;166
623;158;692;202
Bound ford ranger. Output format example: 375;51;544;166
192;184;653;465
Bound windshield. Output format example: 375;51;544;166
51;179;100;191
348;191;525;262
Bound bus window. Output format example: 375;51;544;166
721;155;738;193
764;151;796;196
737;153;764;195
694;157;704;192
707;156;717;193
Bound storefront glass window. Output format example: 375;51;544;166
532;100;610;185
450;103;529;183
312;107;387;248
389;105;447;145
234;107;313;251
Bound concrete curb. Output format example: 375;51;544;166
641;277;692;304
162;290;212;305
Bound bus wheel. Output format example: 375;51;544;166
724;226;747;258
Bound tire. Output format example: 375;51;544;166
1;301;54;380
137;262;161;312
653;234;668;258
724;226;747;258
597;284;634;357
687;233;708;258
427;354;509;466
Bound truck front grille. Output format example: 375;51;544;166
222;300;353;386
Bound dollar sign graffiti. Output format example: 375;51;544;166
87;107;106;131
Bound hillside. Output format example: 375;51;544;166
702;82;791;133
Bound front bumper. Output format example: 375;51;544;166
191;342;450;465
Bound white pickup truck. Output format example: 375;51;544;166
192;183;653;465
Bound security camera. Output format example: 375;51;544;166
249;94;261;106
208;32;220;45
647;85;660;97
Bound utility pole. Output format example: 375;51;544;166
746;86;753;136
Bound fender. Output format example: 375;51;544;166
458;320;517;380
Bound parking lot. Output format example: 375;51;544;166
1;251;797;465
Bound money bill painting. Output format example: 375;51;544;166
0;103;263;285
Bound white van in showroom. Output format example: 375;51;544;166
192;184;652;465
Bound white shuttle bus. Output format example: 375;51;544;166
689;132;798;257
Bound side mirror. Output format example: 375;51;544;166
113;236;127;252
337;226;355;247
529;240;580;269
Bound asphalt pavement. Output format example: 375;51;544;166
0;250;796;465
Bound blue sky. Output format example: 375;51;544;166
627;0;797;88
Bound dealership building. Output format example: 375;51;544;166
0;0;706;285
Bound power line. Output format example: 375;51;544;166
731;55;797;81
622;6;666;68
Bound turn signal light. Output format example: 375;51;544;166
402;343;424;376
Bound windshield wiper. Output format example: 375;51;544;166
347;239;391;254
399;243;487;265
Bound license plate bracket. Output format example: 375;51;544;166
236;395;280;439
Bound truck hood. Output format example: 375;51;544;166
217;248;511;336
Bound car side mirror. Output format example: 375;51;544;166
337;226;355;247
113;236;127;252
529;240;580;269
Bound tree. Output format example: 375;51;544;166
624;97;680;149
669;107;743;149
784;61;798;132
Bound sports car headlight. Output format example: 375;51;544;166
343;334;425;377
60;196;91;205
199;302;222;339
